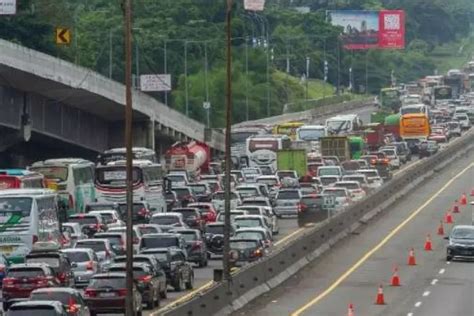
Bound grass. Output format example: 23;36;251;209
429;33;474;73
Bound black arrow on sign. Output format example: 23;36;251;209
58;29;69;43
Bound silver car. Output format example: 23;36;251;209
62;248;102;287
74;238;115;271
233;215;272;237
237;205;279;235
273;189;303;217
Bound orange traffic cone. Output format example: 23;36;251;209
460;193;467;206
408;248;417;266
375;285;385;305
445;211;454;224
453;201;460;213
424;234;433;251
391;266;401;286
347;303;355;316
437;221;445;236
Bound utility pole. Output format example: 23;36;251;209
245;37;249;121
265;33;271;117
123;0;134;315
204;41;210;127
223;0;233;283
305;56;310;100
184;41;189;116
163;40;168;105
109;30;113;79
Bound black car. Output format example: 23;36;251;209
139;233;187;253
188;183;212;202
172;187;196;207
165;191;179;211
229;238;265;266
170;229;208;267
118;202;152;224
446;225;474;261
170;208;205;231
25;246;74;287
204;222;236;257
67;214;106;238
114;255;167;298
140;248;194;292
108;263;162;309
297;194;327;227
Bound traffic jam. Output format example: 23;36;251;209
0;66;473;315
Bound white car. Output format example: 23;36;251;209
212;190;241;213
333;181;367;202
454;113;471;130
236;205;279;235
357;169;384;189
89;210;125;229
380;148;400;169
320;187;352;209
233;215;272;237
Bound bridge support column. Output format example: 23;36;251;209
108;119;155;150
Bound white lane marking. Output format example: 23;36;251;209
439;268;445;274
422;291;430;297
407;313;414;316
431;279;438;285
446;261;451;265
415;301;422;308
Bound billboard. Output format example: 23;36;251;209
0;0;17;15
327;10;405;50
140;74;171;92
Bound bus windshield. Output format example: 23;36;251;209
326;120;351;133
96;167;141;186
232;131;258;144
298;128;326;141
0;197;32;218
30;167;68;182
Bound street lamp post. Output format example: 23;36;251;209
184;41;189;116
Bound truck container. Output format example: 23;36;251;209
276;149;307;178
320;136;351;162
164;141;210;177
384;114;401;140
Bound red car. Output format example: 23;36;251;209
187;202;217;223
428;127;448;143
2;263;60;311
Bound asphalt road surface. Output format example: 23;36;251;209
234;139;474;316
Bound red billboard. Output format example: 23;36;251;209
327;10;405;50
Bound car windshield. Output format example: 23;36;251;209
8;308;59;316
360;171;379;178
172;188;191;199
62;226;75;234
234;218;261;228
242;200;267;207
141;251;169;263
452;228;474;239
109;267;148;278
301;196;324;205
30;292;74;305
319;168;340;176
298;128;325;141
327;120;351;132
230;240;258;249
235;232;264;240
168;175;186;182
190;185;207;194
68;217;97;225
320;177;337;185
76;241;106;252
95;235;122;246
90;277;126;289
93;213;114;223
277;191;300;200
151;216;179;225
137;226;160;235
86;204;115;212
322;189;347;197
174;209;197;218
277;171;296;178
237;188;259;197
456;115;467;121
8;267;45;278
205;225;224;235
63;251;90;263
242;169;259;175
257;178;278;186
382;149;396;156
239;207;261;215
26;257;60;268
335;183;360;190
178;232;197;242
344;177;364;184
213;192;238;200
142;237;178;248
0;197;32;218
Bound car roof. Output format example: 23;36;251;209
142;233;179;238
170;228;199;234
235;227;267;233
234;215;265;219
140;247;171;253
452;225;474;230
76;238;109;243
10;263;50;269
335;181;360;185
10;300;64;309
32;287;79;294
109;262;149;269
152;212;182;217
93;272;127;278
61;248;94;254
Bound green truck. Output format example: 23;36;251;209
276;149;307;178
371;88;402;123
320;136;365;162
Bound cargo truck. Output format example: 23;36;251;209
320;136;365;162
276;149;307;178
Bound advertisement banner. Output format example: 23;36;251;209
327;10;405;50
140;74;171;92
244;0;265;12
0;0;16;15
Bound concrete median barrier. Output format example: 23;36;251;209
160;130;474;316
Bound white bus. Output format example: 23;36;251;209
0;189;61;263
296;125;327;141
325;114;363;135
246;135;291;171
95;160;166;215
400;104;430;117
30;159;96;215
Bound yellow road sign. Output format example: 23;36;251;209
55;27;71;45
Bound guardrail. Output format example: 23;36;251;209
161;129;474;316
232;97;374;127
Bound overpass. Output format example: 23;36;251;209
0;39;224;165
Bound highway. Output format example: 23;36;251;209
234;137;474;316
145;103;378;312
